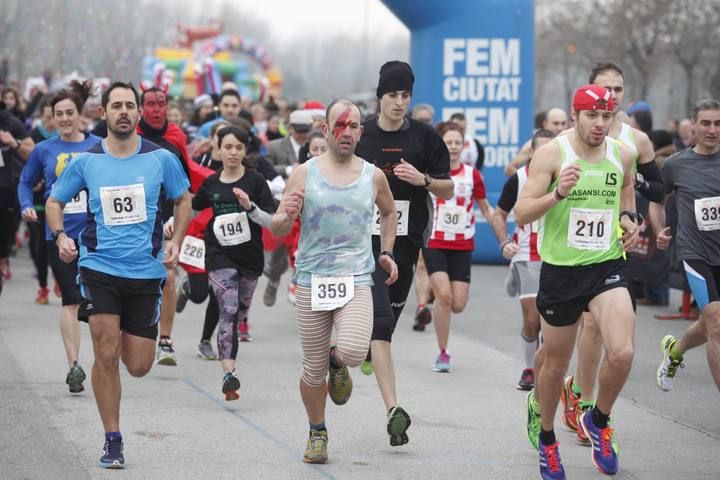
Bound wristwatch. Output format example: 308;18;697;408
52;229;65;242
423;173;432;187
379;250;395;261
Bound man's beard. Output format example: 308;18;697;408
108;121;135;140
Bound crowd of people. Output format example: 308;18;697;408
0;58;719;480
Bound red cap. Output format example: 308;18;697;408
304;100;325;109
572;85;614;112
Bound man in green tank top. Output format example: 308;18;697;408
515;85;640;479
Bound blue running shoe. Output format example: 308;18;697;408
98;437;125;469
432;351;451;372
580;411;618;475
539;440;566;480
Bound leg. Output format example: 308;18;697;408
676;318;708;353
120;332;156;377
159;266;176;338
430;272;452;351
201;289;220;341
702;302;720;389
574;312;603;400
209;269;241;373
88;314;123;433
263;246;289;306
332;287;373;368
60;304;81;366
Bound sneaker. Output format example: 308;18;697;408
580;411;619;475
222;370;241;401
575;401;593;446
287;283;297;305
412;305;432;331
539;440;566;480
263;281;278;307
432;351;451;372
657;335;684;391
517;368;534;390
98;437;125;469
66;361;86;393
328;349;352;405
560;376;580;432
239;322;252;342
197;340;217;360
526;391;541;451
35;287;49;305
387;405;411;446
175;275;189;313
303;429;328;464
156;340;177;366
360;359;374;375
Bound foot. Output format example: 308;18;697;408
175;274;189;313
657;334;684;391
539;440;566;480
327;349;352;405
263;281;278;307
66;361;86;394
156;339;177;366
387;405;411;447
432;351;451;373
517;368;534;391
560;375;580;432
98;437;125;469
580;411;619;475
239;322;252;342
525;391;541;451
575;401;593;446
303;429;328;464
412;305;432;331
360;359;374;375
222;370;241;401
35;287;49;305
197;340;217;360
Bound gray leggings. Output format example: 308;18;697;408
208;268;259;360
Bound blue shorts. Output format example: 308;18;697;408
683;260;720;311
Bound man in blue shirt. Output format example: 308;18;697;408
197;89;242;138
46;82;191;469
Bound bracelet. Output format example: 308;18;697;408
379;250;395;261
51;229;65;242
620;210;643;226
499;239;513;251
553;188;566;202
248;203;257;213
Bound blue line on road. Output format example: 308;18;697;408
185;380;338;480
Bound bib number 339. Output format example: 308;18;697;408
100;184;147;225
311;275;354;311
694;196;720;231
568;208;612;251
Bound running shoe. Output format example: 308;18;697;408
387;405;411;446
412;305;432;331
66;361;86;393
328;349;352;405
560;375;580;432
539;440;566;480
575;401;593;446
287;283;297;305
360;359;374;375
526;391;541;451
432;351;451;372
156;340;177;366
580;411;619;475
517;368;534;391
175;275;189;313
657;335;684;391
222;370;240;401
239;322;252;342
35;287;49;305
263;281;278;307
197;340;217;360
303;429;328;464
98;437;125;469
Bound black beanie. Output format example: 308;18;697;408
376;61;414;98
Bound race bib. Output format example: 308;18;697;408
568;208;613;251
372;200;409;236
311;275;354;311
100;184;147;226
436;204;467;234
694;196;720;231
63;190;87;214
213;212;251;246
179;235;205;269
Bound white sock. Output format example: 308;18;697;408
521;334;538;369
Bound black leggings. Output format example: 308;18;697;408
187;272;220;342
0;187;19;259
28;213;49;288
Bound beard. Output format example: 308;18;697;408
108;118;137;140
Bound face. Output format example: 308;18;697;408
451;118;467;131
413;108;433;125
693;109;720;151
544;109;568;134
291;128;310;145
380;91;411;123
219;95;241;119
592;70;624;113
308;137;328;157
199;102;214;121
267;116;280;132
573;109;613;147
324;103;363;158
251;103;267;122
41;106;54;130
443;130;464;162
219;133;246;168
167;106;183;126
53;99;81;137
141;91;168;130
210;123;229;155
679;119;694;142
2;91;16;109
102;88;139;140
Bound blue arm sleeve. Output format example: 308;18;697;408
50;157;87;203
18;147;44;211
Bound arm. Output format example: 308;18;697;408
491;207;520;259
634;131;664;203
472;169;493;222
18;147;43;221
271;164;306;236
618;151;640;251
374;168;398;285
504;140;531;176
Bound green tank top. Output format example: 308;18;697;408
538;136;625;266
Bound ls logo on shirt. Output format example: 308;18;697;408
55;152;82;177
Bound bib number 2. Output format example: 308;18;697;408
372;200;409;236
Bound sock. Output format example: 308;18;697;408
310;421;326;432
329;347;341;369
591;406;610;429
539;428;556;446
571;379;582;396
521;334;537;369
105;431;122;442
669;342;683;361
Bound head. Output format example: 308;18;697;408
571;84;615;147
323;99;363;161
678;118;694;143
218;89;241;120
289;110;312;144
193;94;215;124
691;99;720;153
629;109;653;134
666;119;679;135
589;62;625;113
100;82;141;140
449;112;467;133
411;104;434;124
140;87;168;130
543;108;568;134
267;114;280;132
39;99;55;132
529;129;556;158
51;80;94;138
377;61;414;123
438;122;464;164
534;111;547;130
1;87;19;110
216;125;250;169
209;120;231;156
307;130;328;157
167;102;184;126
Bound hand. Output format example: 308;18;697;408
656;226;672;250
502;242;520;260
620;216;640;252
379;255;399;285
163;217;174;239
284;190;304;220
22;207;38;223
0;130;18;149
163;241;180;267
393;159;425;186
57;235;78;263
556;163;581;198
233;187;252;210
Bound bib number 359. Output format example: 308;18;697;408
311;275;354;311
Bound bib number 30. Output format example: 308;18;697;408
311;275;354;311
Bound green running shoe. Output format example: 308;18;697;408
387;405;411;446
360;359;374;375
526;390;541;451
66;361;86;394
303;429;328;464
328;349;352;405
657;335;684;391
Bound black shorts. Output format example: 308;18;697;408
77;268;164;340
536;258;628;327
683;259;720;311
422;248;472;283
47;240;82;306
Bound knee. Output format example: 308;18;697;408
126;362;152;378
542;353;571;377
703;303;720;338
435;288;452;308
301;367;327;388
335;344;368;368
95;346;120;369
451;298;467;314
606;344;634;370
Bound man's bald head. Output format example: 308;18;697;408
544;108;568;134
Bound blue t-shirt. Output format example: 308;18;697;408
50;138;190;279
18;134;100;240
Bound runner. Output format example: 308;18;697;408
515;84;639;478
46;82;191;469
18;80;100;393
271;98;398;464
355;61;453;446
491;128;555;390
192;125;275;399
652;99;720;391
424;122;493;372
